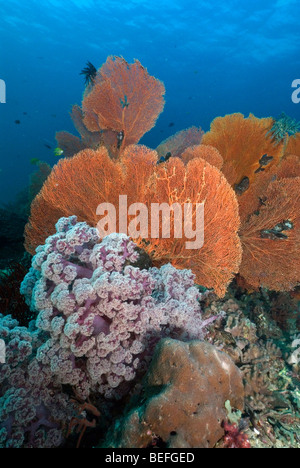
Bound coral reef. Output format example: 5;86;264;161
21;216;214;399
101;338;244;448
203;289;300;448
1;54;299;448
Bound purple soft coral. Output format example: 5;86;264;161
21;216;210;399
0;314;74;448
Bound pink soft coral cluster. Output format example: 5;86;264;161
21;216;210;399
0;314;74;448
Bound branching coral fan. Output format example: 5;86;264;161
202;113;284;187
21;216;215;399
201;112;300;292
24;145;242;297
56;56;165;159
82;56;165;155
238;159;300;291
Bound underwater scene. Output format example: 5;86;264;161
0;0;299;451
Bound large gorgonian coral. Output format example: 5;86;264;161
238;154;300;291
24;145;242;297
202;113;284;188
21;216;214;399
82;56;165;156
56;56;165;159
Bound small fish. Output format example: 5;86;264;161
260;229;288;240
30;158;41;166
259;153;273;166
44;143;51;149
157;156;166;164
157;153;172;165
255;153;274;173
14;120;21;124
117;130;124;149
254;166;265;174
54;147;64;157
234;176;249;195
168;122;175;127
23;112;27;115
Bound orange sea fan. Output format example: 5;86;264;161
239;177;300;291
140;157;242;297
202;113;284;188
156;127;204;160
25;147;123;254
25;145;241;297
82;56;165;152
237;154;300;224
180;144;223;169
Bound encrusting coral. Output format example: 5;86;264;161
101;338;244;448
21;216;216;400
24;145;242;297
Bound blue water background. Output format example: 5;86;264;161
0;0;299;203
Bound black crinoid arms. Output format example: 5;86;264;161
80;61;97;87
